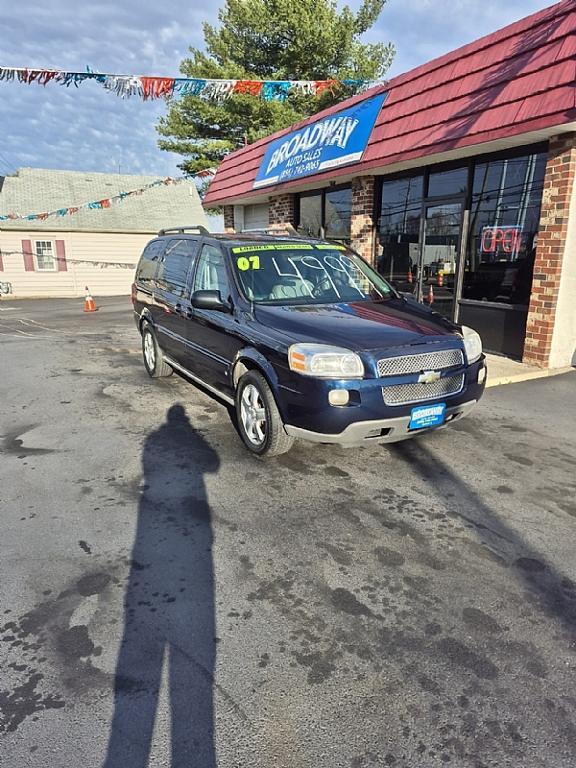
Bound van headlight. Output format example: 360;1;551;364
289;344;364;379
462;326;482;364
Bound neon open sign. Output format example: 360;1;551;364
481;225;522;255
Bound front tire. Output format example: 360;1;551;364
141;322;173;378
236;371;294;457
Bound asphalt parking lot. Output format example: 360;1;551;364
1;296;576;768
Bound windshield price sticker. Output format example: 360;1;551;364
232;244;346;255
237;255;261;271
232;244;314;253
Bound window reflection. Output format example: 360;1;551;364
377;176;423;294
156;239;197;297
325;188;352;242
298;193;322;238
297;187;352;242
427;166;468;197
463;152;546;305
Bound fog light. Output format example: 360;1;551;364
329;389;350;406
478;366;487;384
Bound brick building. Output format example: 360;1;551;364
204;0;576;368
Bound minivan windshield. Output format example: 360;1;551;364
230;243;394;305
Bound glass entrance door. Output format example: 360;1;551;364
421;202;463;319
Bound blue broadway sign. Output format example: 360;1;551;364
253;92;387;189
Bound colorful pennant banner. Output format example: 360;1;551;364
0;171;215;222
0;66;366;102
0;251;137;269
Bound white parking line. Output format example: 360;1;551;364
0;329;38;337
18;318;67;333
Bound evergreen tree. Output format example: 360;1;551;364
157;0;394;175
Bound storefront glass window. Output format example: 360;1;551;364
298;193;322;237
427;166;468;198
325;187;352;241
297;187;352;241
377;175;424;292
463;152;547;305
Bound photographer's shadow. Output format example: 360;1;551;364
103;404;219;768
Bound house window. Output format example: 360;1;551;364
34;241;56;271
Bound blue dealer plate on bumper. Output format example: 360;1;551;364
409;403;446;430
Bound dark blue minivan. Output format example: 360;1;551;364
132;227;486;456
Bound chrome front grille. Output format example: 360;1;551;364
377;348;464;377
382;374;465;406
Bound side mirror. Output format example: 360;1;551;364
191;290;231;312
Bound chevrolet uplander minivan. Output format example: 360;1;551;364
132;226;486;456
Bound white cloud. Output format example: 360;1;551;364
0;0;555;180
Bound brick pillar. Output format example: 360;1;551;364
223;205;235;233
523;133;576;368
350;176;376;264
268;194;296;228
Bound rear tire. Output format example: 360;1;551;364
141;322;173;378
236;371;294;457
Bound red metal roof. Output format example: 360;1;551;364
204;0;576;206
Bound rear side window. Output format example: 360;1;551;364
156;239;198;297
136;240;164;285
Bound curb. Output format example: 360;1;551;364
486;366;574;388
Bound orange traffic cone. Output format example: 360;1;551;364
407;267;413;284
427;284;434;304
84;286;97;313
437;271;444;288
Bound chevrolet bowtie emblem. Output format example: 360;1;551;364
418;370;441;384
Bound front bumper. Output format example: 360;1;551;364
284;399;477;446
277;356;486;436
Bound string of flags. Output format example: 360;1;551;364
0;65;367;102
0;250;137;269
0;172;215;222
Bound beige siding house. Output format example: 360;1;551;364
0;168;208;298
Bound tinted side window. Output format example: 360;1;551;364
136;240;164;285
156;239;197;297
193;244;230;299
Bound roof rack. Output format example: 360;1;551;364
157;225;210;236
240;225;302;237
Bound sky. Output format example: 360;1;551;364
0;0;557;182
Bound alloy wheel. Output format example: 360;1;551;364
240;384;267;446
143;331;156;370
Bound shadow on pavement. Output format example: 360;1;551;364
103;404;219;768
392;439;576;632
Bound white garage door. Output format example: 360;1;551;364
241;203;269;231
